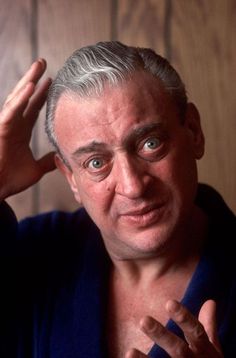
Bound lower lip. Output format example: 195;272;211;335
120;206;165;228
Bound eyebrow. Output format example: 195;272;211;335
72;122;167;158
72;141;107;157
122;122;167;148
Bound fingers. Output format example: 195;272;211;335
166;300;209;354
5;59;46;105
199;300;221;350
0;59;54;198
24;77;52;124
165;300;223;357
125;348;147;358
1;59;48;127
140;315;193;358
0;82;35;125
136;301;223;358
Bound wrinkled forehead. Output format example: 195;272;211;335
55;71;171;120
53;71;178;151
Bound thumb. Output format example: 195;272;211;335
199;299;221;350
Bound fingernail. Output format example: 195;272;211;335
30;59;45;70
38;58;46;68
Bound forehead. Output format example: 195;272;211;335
54;71;177;151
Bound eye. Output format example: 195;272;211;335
88;158;104;170
82;155;112;181
143;137;161;151
83;154;112;180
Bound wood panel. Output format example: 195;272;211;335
37;0;112;213
0;0;34;219
170;0;236;213
1;0;235;219
116;0;167;55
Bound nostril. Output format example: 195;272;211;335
115;172;146;198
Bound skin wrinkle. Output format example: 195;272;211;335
55;71;204;264
72;123;169;159
53;70;217;357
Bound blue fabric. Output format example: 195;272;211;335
0;184;236;357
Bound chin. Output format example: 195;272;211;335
134;230;171;253
112;225;175;260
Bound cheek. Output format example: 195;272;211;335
166;137;198;180
168;152;198;213
75;176;113;212
151;147;198;201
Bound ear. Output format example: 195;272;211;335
184;103;205;159
54;154;82;204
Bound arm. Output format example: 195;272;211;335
126;300;223;358
0;59;55;202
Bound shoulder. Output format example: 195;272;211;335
196;184;236;290
195;186;236;355
196;183;236;240
0;202;101;258
19;206;95;239
16;207;100;257
196;184;235;222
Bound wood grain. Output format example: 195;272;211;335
37;0;112;213
117;0;167;56
0;0;35;219
170;0;236;213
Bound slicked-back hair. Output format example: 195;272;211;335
45;41;187;166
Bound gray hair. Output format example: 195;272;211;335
45;41;187;165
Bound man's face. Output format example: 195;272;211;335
54;71;204;260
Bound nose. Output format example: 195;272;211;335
114;154;151;199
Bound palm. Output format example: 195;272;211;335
0;59;55;200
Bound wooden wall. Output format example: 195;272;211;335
0;0;235;219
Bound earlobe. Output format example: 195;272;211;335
54;154;82;204
185;103;205;159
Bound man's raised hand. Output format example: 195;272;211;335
0;59;56;201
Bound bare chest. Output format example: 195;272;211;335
107;283;185;358
107;298;167;358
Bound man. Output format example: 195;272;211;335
0;42;235;357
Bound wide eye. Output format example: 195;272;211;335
143;137;161;151
88;158;104;170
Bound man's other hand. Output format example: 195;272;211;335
126;299;223;358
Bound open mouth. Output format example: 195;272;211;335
120;203;165;227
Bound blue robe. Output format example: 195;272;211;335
0;184;235;357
